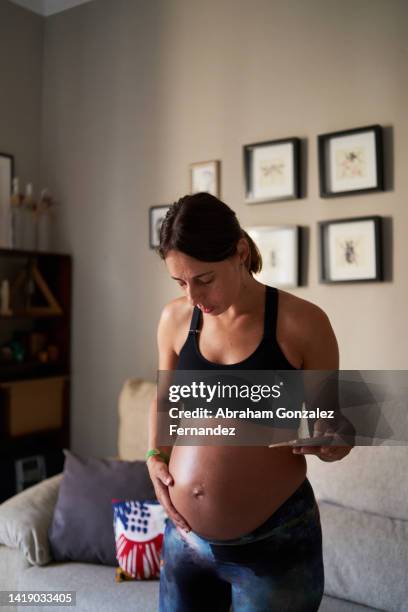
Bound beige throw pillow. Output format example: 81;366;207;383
0;473;62;565
118;378;156;460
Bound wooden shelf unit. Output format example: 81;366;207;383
0;248;72;502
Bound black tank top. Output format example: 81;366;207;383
176;285;297;371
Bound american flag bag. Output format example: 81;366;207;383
112;499;167;580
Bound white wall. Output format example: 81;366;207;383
0;0;43;194
39;0;408;456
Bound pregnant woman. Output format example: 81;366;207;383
147;193;352;612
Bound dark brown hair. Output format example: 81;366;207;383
157;193;262;274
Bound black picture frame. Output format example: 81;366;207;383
318;125;384;198
149;205;171;249
319;215;383;283
243;138;300;204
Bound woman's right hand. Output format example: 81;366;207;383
147;457;191;532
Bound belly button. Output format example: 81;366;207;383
192;485;205;498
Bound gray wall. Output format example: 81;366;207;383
0;0;43;192
33;0;408;456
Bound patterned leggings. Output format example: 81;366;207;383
159;478;324;612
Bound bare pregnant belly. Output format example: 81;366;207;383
168;445;307;540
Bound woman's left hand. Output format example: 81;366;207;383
292;418;353;462
292;443;352;462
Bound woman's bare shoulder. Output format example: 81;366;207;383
277;289;334;344
158;296;194;354
160;296;192;325
278;289;329;322
277;289;338;367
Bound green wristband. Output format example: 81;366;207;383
145;448;170;464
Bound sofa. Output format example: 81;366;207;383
0;378;407;612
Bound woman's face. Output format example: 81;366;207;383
165;247;246;315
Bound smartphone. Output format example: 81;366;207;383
268;436;335;448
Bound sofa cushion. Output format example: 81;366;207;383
2;549;375;612
320;500;408;612
307;446;408;521
319;595;383;611
17;560;160;612
12;558;378;612
48;450;156;566
0;545;32;591
0;474;62;565
118;379;156;460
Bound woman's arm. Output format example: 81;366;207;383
148;302;178;454
147;301;191;531
294;302;352;462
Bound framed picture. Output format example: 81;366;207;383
319;216;383;283
149;205;171;249
0;153;14;248
245;225;300;288
318;125;384;197
190;160;220;197
243;138;300;204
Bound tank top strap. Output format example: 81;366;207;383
189;306;201;334
263;285;278;340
